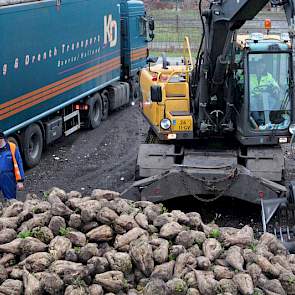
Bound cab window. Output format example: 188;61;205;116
139;17;147;36
248;53;291;131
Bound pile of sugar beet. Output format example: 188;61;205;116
0;188;294;295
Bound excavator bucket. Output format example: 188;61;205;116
122;144;287;203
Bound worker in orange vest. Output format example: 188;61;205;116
0;130;24;200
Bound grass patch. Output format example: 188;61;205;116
150;9;198;19
32;227;45;241
74;246;81;254
248;242;257;253
209;229;221;239
168;253;177;261
71;277;86;287
152;26;201;44
59;227;71;237
17;230;32;239
149;51;184;57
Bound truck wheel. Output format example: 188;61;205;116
22;124;43;168
101;90;109;121
86;93;102;129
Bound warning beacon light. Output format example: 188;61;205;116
264;19;272;31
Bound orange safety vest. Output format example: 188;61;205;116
8;142;22;182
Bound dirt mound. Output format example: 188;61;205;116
0;187;292;294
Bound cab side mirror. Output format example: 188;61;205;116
151;85;162;103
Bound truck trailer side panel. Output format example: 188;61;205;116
0;0;121;133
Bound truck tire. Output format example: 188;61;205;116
101;90;109;121
22;124;43;168
86;93;102;129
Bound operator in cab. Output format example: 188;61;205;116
249;57;290;130
250;60;280;97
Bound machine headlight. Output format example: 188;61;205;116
160;119;171;130
289;124;295;135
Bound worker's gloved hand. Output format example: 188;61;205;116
17;182;24;191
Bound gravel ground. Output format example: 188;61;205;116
20;105;148;198
19;104;262;230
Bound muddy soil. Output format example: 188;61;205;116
20;104;262;229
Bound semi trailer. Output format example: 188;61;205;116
0;0;153;167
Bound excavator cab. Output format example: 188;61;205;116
235;34;294;146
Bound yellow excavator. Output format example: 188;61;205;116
123;0;295;250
